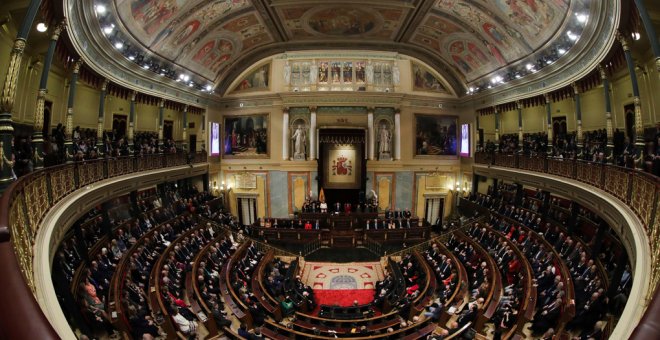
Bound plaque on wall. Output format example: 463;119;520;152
425;174;446;190
234;172;257;189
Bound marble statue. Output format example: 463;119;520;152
291;124;306;160
378;123;391;160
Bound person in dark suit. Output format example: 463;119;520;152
456;302;478;327
530;297;562;335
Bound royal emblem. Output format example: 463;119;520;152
332;155;352;175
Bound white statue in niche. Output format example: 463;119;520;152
378;123;392;160
309;63;318;83
366;61;374;83
283;61;291;85
392;64;400;85
291;124;306;160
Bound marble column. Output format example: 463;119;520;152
394;109;401;160
545;94;553;154
599;66;614;157
32;22;65;169
573;83;583;149
618;33;645;152
157;99;165;152
128;91;136;155
367;107;374;160
633;0;660;73
65;60;82;163
516;101;523;152
309;106;317;160
96;79;109;155
282;107;289;160
0;0;42;187
182;105;189;152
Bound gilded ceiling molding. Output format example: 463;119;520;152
467;0;619;109
64;0;213;107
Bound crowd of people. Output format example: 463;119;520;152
468;191;628;339
53;184;216;339
11;126;183;178
478;128;660;175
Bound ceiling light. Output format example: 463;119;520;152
95;5;107;15
188;82;194;87
576;13;588;23
526;63;534;70
515;74;521;79
143;64;150;69
103;26;113;34
114;42;124;49
558;48;566;55
631;32;641;41
566;31;578;41
546;59;553;65
128;55;135;61
36;22;47;32
206;85;213;91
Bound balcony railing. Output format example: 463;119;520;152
0;152;208;339
474;152;659;340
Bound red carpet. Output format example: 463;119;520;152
314;289;375;308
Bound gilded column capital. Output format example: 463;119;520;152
282;107;289;114
159;99;165;108
572;82;579;95
516;101;522;110
131;91;137;102
50;20;67;41
101;79;109;91
72;60;83;74
183;105;189;113
367;107;374;114
544;93;551;104
12;39;26;52
617;31;631;51
598;65;607;80
309;106;317;113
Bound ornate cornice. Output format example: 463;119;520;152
468;0;619;109
64;0;213;107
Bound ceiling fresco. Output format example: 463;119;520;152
108;0;574;87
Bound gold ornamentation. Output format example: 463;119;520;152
617;31;630;51
51;20;67;41
73;60;83;74
633;96;644;137
598;65;607;80
34;89;46;130
0;39;27;113
101;79;109;91
131;91;137;101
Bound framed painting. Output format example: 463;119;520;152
414;114;458;157
223;114;269;158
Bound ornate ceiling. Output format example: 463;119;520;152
108;0;575;90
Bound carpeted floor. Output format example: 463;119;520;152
313;289;375;308
305;248;380;262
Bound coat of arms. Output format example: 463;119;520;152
332;155;352;175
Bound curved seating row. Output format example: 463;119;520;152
464;223;537;339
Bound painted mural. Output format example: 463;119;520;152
223;114;269;158
412;62;447;93
111;0;570;86
415;115;457;157
277;5;406;40
231;63;270;93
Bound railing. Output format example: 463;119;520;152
474;152;660;340
363;235;383;256
0;152;208;339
